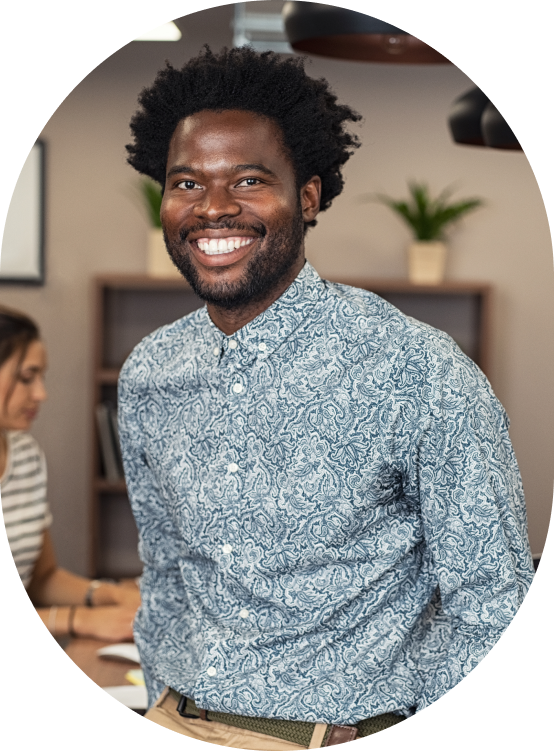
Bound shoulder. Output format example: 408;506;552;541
119;307;206;384
1;432;48;506
7;431;45;465
321;279;462;357
320;279;491;403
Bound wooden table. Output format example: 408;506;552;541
65;638;139;687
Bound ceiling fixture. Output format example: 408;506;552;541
233;3;292;54
133;21;182;42
282;2;449;63
448;87;521;150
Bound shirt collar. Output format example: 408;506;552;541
202;261;325;359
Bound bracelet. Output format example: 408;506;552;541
84;579;102;607
67;605;77;638
48;606;58;635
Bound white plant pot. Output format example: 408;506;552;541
147;227;182;278
408;241;447;285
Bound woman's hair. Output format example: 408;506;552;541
126;46;362;226
0;305;40;372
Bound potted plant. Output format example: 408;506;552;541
374;181;483;284
138;177;181;278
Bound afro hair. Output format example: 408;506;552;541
126;46;361;220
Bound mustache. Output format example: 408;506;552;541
179;221;267;243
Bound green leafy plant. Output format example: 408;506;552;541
372;181;483;241
138;177;163;229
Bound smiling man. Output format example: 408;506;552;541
119;47;534;748
161;106;320;333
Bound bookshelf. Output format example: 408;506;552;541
90;275;491;578
90;275;204;577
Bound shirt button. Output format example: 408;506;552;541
233;383;243;394
222;544;233;554
229;340;238;350
258;342;267;352
239;609;249;619
227;463;238;473
207;666;217;677
213;346;219;356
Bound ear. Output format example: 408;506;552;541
300;176;321;223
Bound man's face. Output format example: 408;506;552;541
161;109;320;309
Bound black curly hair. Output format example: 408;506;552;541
126;46;361;222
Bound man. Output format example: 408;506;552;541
119;47;533;748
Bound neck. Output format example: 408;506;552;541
207;254;305;336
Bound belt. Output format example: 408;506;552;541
168;689;404;746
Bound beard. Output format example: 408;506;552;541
163;205;305;311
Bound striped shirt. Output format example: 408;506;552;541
1;431;50;588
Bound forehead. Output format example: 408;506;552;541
19;340;47;369
0;339;46;380
166;109;291;171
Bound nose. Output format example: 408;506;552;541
32;376;47;403
193;183;241;223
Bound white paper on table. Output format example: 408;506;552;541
103;684;148;710
96;643;140;664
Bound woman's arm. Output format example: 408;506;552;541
29;530;140;641
27;530;140;608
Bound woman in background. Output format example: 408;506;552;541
0;304;139;641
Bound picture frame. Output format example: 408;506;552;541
0;140;45;284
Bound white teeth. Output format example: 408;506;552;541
197;237;255;255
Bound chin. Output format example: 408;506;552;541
13;419;33;432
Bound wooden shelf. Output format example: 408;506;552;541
90;276;205;578
96;368;120;384
94;478;127;493
333;278;491;294
94;274;191;290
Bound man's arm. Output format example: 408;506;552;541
117;357;184;707
404;345;534;710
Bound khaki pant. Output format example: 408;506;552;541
145;688;330;750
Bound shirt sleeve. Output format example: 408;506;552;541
117;355;188;708
402;339;534;710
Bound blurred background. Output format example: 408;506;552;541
1;2;551;576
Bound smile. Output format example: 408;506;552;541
196;236;255;255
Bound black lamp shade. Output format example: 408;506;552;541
481;102;521;150
448;88;489;146
282;2;450;63
448;86;522;151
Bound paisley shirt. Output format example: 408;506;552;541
118;261;533;722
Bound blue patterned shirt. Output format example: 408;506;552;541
118;261;533;723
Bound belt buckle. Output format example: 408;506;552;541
176;695;198;719
176;695;209;722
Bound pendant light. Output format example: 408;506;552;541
282;2;450;63
448;88;489;146
481;102;521;150
448;87;521;150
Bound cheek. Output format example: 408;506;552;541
160;197;185;231
161;190;200;223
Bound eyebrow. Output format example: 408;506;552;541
166;163;277;179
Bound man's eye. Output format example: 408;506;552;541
177;180;200;190
237;177;261;187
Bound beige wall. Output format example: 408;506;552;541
1;4;552;574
